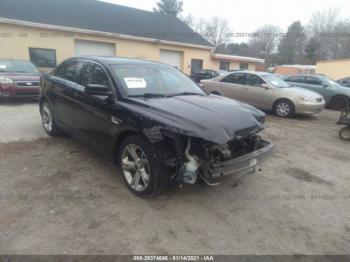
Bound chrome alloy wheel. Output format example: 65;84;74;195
42;103;53;133
276;102;291;117
122;144;151;192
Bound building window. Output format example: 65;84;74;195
240;63;249;70
29;48;57;68
220;61;230;71
191;59;203;74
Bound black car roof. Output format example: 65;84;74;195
69;56;172;68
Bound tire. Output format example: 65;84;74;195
339;126;350;141
40;100;62;137
118;135;170;197
273;99;295;118
329;96;349;111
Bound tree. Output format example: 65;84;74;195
215;43;250;56
307;8;350;60
304;37;321;64
153;0;183;17
202;17;231;47
278;21;306;64
248;24;282;65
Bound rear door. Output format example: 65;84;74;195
50;60;85;130
218;73;246;100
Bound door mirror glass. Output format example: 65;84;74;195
85;84;114;97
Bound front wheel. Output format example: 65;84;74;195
119;135;170;197
339;126;350;141
329;96;349;111
273;99;295;118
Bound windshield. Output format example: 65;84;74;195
320;76;342;87
263;74;290;88
0;59;39;74
112;64;206;97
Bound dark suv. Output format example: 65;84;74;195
0;59;40;100
40;56;274;197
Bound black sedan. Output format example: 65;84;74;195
40;57;274;197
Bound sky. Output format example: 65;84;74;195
101;0;349;42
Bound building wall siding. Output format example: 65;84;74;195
0;23;215;74
316;60;350;80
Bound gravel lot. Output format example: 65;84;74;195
0;102;349;255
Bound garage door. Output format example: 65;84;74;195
160;50;182;70
75;40;115;56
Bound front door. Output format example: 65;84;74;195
240;73;273;109
73;62;116;154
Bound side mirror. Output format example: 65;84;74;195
262;83;270;89
85;84;114;97
321;83;328;88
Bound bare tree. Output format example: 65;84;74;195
202;17;231;47
307;8;350;60
153;0;183;17
248;24;282;65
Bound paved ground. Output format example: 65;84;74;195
0;102;349;255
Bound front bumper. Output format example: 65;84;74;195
0;85;40;99
199;140;275;185
295;102;325;115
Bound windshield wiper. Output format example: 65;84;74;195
166;92;205;98
128;93;167;98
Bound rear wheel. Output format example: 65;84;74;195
119;135;170;197
40;101;62;136
273;99;295;118
329;96;349;111
339;126;350;141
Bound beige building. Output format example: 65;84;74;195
271;65;316;75
0;0;262;75
316;59;350;80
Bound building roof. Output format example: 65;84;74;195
0;0;213;48
211;54;265;64
278;65;316;69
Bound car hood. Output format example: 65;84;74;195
332;85;350;95
288;86;323;98
123;94;266;145
0;72;40;82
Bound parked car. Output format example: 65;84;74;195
190;69;227;83
40;57;274;197
0;59;40;100
337;77;350;88
283;74;350;110
201;71;325;118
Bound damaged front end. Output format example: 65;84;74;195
151;130;275;186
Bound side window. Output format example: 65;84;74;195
305;76;323;86
286;76;305;83
55;61;84;84
81;63;110;87
221;73;246;84
245;74;265;86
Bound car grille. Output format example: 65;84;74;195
316;98;323;103
15;81;40;87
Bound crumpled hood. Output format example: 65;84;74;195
125;94;266;145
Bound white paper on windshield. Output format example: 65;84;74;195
0;65;7;69
271;81;279;86
124;78;147;88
